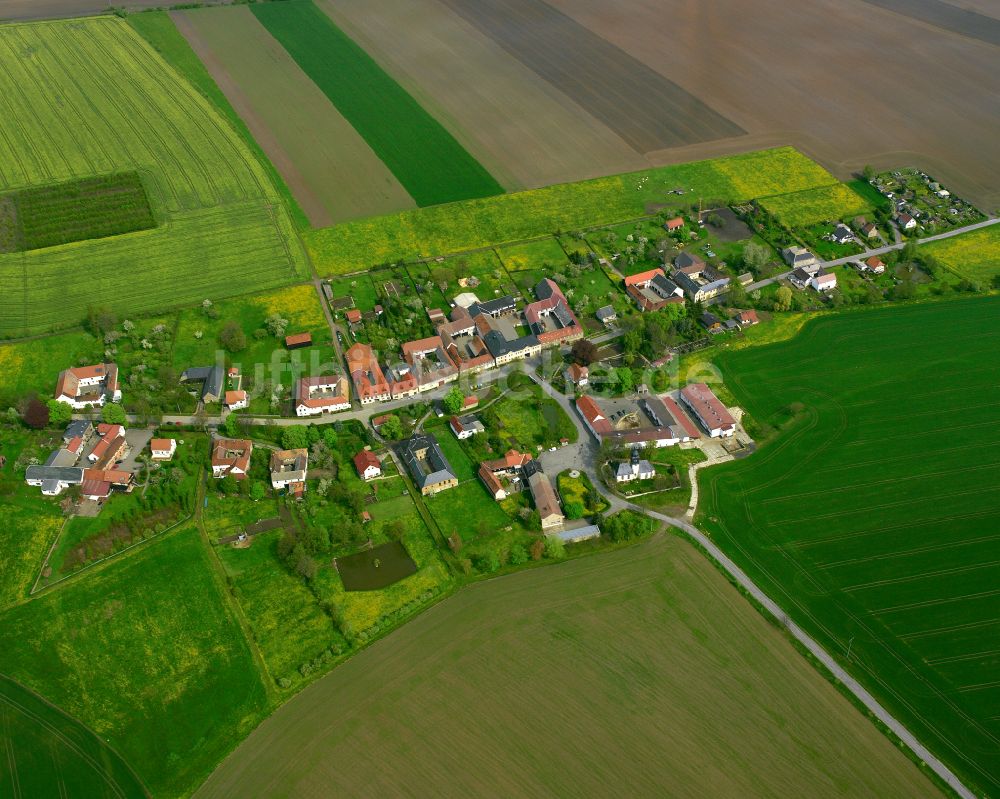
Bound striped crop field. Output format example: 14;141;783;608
305;146;842;274
699;296;1000;797
0;17;307;338
250;0;504;207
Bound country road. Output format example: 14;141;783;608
527;369;976;799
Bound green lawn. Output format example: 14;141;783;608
497;237;570;272
924;224;1000;284
0;674;147;799
423;422;476;481
698;296;1000;797
305;147;840;274
250;0;502;206
425;480;511;544
0;526;269;798
216;530;341;685
488;377;578;450
757;183;871;227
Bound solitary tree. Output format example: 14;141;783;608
219;321;246;353
23;397;49;429
774;286;793;312
442;386;465;415
570;338;598;366
101;402;127;426
380;415;403;440
46;400;72;426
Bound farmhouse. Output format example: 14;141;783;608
616;449;655;483
625;268;684;311
790;267;812;289
270;449;308;495
897;212;917;230
346;342;391;404
25;465;84;496
79;468;133;502
353;449;382;481
450;414;484;439
680;383;736;438
211;437;253;479
469;295;517;318
477;449;534;501
150;438;176;461
861;256;886;274
524;279;583;346
577;394;694;448
810;270;838;292
860;222;879;239
225;390;248;410
832;223;854;244
782;246;819;272
294;375;350;416
89;424;128;469
565;363;589;386
671;260;730;302
401;434;457;495
528;470;564;530
284;332;312;349
664;216;685;232
387;364;419;399
181;365;225;404
53;363;121;409
737;310;759;326
401;336;459;390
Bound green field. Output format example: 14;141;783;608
425;480;512;543
305;146;841;274
925;223;1000;284
0;18;306;337
194;533;937;799
250;0;502;207
0;674;148;799
0;527;269;798
699;296;1000;796
757;183;871;227
0;172;155;252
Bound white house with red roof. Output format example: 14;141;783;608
809;271;838;292
150;438;176;461
294;375;350;416
53;363;121;409
679;383;736;438
353;449;382;481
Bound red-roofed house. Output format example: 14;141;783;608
54;363;121;409
294;375;350;416
736;310;759;327
576;395;612;436
347;343;391;404
150;438;176;461
565;363;589;386
680;383;736;438
345;309;363;326
211;438;253;479
225;390;248;410
862;256;886;274
353;449;382;480
284;332;312;349
664;216;685;232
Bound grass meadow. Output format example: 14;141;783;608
0;674;147;799
194;534;937;799
250;0;502;207
305;146;841;274
0;18;306;337
0;527;270;799
925;223;1000;284
757;183;872;227
699;296;1000;797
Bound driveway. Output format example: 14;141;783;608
121;429;153;473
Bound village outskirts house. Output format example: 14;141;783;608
224;390;248;411
782;246;819;272
294;375;351;416
270;448;308;495
449;414;484;440
150;438;176;461
809;270;838;292
211;437;253;479
680;383;736;438
565;363;589;387
53;363;121;409
401;433;457;495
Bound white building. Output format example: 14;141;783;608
809;271;837;292
150;438;177;461
615;452;655;483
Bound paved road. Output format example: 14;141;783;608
528;370;976;799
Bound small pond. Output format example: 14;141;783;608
336;540;417;591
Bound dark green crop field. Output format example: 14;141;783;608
0;173;156;252
0;674;148;799
250;0;503;206
699;296;1000;797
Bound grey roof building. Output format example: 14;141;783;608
401;434;457;495
181;365;225;403
595;305;617;322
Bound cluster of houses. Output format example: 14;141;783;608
476;448;564;529
783;246;837;292
54;363;121;409
25;420;134;500
180;365;247;411
624;250;734;311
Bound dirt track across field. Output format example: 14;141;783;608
195;534;940;799
547;0;1000;210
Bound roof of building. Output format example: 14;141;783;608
576;395;612;434
345;309;363;323
681;383;736;433
533;278;561;301
353;449;381;474
623;268;665;288
675;251;705;271
211;438;253;474
478;463;506;496
791;267;812;282
225;390;247;405
595;305;617;321
470;295;517;316
401;434;456;489
284;332;312;347
664;216;684;229
737;309;759;325
64;421;93;441
270;448;308;482
26;465;84;483
865;255;885;268
528;471;562;521
181;365;225;400
150;438;174;452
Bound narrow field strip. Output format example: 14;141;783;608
901;619;1000;642
870;587;1000;616
250;0;503;206
817;532;1000;570
843;560;1000;594
928;649;1000;667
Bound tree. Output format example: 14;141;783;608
442;386;465;416
265;313;289;338
862;164;875;180
742;241;771;272
101;402;127;425
380;415;403;440
563;500;585;520
23;396;49;429
570;338;598;366
615;367;634;395
85;306;117;336
774;286;793;312
47;400;72;426
281;425;309;450
249;482;266;501
530;539;545;561
219;475;238;495
448;532;463;553
726;278;747;307
543;535;566;559
219;320;246;353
